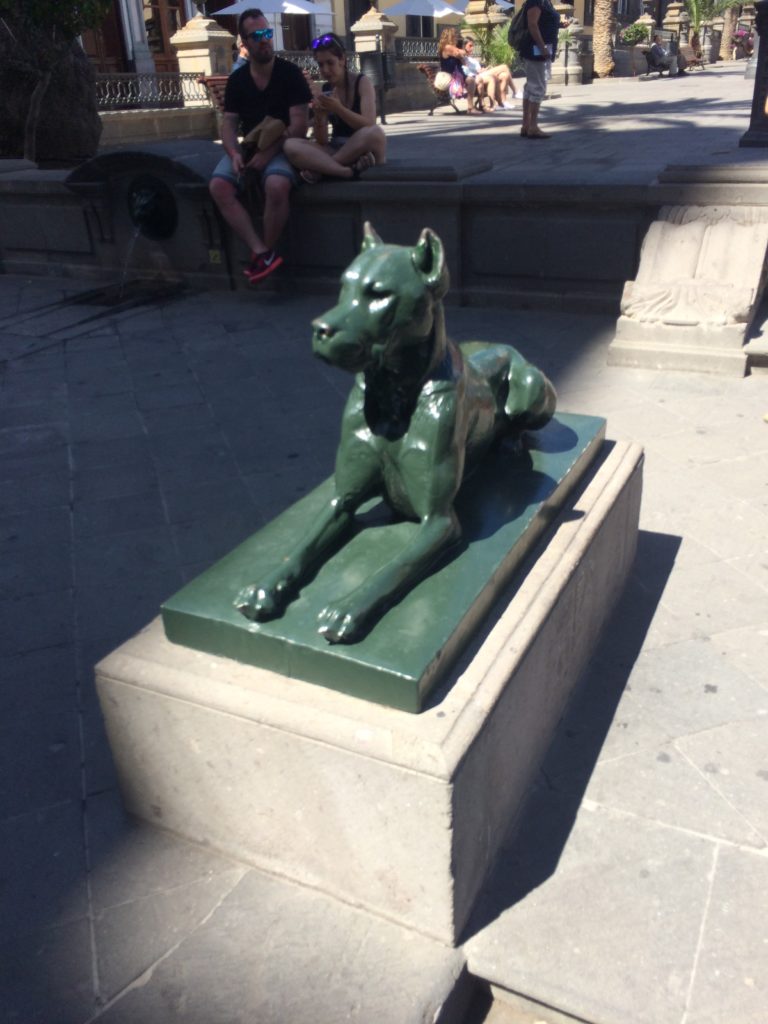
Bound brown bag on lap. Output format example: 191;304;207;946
242;115;286;161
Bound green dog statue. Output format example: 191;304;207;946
235;223;556;643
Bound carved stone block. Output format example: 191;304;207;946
609;205;768;374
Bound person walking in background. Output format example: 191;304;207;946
519;0;561;138
209;7;311;284
231;39;249;73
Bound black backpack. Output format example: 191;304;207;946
507;2;530;50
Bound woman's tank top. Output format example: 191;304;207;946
322;73;363;140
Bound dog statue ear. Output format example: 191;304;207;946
361;221;383;252
411;227;448;297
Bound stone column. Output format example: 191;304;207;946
170;13;235;104
551;2;583;84
351;6;397;118
463;0;509;30
118;0;156;73
662;1;684;38
740;0;768;144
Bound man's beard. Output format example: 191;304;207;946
252;48;273;65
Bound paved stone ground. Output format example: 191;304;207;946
1;58;767;1024
378;60;763;184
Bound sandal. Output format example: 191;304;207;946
352;152;376;174
300;169;322;185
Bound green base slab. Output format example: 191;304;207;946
162;413;606;712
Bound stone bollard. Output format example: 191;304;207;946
170;13;235;105
351;6;397;121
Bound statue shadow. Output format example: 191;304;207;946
456;528;683;944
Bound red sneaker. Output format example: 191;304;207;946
244;249;283;283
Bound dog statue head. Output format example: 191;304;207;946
312;223;450;375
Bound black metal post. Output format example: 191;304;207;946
740;0;768;146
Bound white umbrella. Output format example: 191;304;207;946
215;0;321;15
384;0;466;16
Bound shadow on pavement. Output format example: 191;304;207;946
460;529;682;943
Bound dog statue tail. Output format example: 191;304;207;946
504;348;557;432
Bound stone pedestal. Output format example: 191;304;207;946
662;0;685;38
96;440;643;946
170;13;234;102
351;5;397;53
463;0;508;30
550;40;584;85
609;203;768;374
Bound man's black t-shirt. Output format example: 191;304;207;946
224;57;311;134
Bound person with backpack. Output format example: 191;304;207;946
509;0;564;138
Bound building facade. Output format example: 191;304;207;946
81;0;336;74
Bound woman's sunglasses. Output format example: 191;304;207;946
312;34;342;50
246;28;274;42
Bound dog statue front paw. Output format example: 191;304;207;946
317;602;365;644
235;577;293;622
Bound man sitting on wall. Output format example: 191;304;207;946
649;34;687;76
209;7;311;283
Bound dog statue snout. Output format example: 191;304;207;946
312;316;364;370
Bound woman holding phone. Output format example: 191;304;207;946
519;0;562;138
283;32;386;183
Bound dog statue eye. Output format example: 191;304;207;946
367;285;393;312
370;294;392;312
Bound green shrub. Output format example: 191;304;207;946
620;23;650;45
463;22;518;68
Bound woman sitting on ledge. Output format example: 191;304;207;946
283;33;386;184
438;26;479;113
462;37;519;110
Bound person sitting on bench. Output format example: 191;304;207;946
649;35;687;76
462;37;519;110
439;27;479;114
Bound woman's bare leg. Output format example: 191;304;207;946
465;76;479;113
478;72;498;107
332;124;387;166
496;68;514;101
283;138;354;179
284;126;386;180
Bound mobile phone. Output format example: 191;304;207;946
532;45;547;56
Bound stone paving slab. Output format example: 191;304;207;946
91;857;468;1024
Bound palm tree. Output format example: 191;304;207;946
593;0;616;77
719;4;741;60
685;0;742;58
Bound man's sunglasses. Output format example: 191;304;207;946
246;28;274;42
312;34;341;50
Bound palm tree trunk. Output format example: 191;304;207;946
593;0;616;78
719;6;739;60
23;68;51;164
